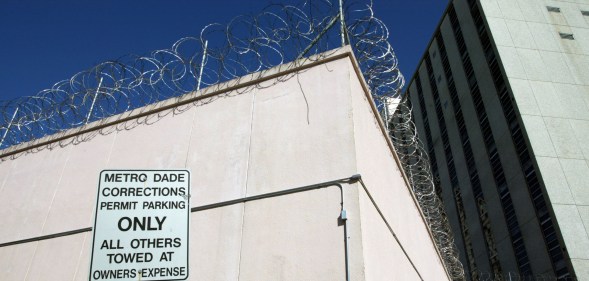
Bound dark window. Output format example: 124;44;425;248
582;11;589;16
547;6;561;12
559;33;575;40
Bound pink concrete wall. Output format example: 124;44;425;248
0;49;448;280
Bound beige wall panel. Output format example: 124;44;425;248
496;46;527;79
520;115;557;157
505;19;537;49
0;159;14;193
496;0;525;20
358;191;421;281
540;51;576;84
560;159;589;205
186;92;254;206
552;204;589;260
238;187;346;281
189;205;243;281
509;79;541;115
486;17;514;47
0;146;70;243
106;107;194;168
536;156;575;205
517;0;548;23
247;60;355;195
43;132;116;234
246;59;356;196
528;22;561;52
0;242;37;280
571;258;589;281
25;233;86;281
545;117;584;159
570;119;589;160
73;232;92;281
480;0;504;18
563;54;589;84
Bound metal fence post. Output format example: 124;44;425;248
197;40;208;92
339;0;348;46
0;107;19;148
85;77;103;125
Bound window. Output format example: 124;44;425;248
559;33;575;40
582;11;589;16
547;6;561;12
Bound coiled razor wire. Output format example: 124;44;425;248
0;0;463;278
389;99;465;280
0;0;402;150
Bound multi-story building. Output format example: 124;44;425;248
398;0;589;280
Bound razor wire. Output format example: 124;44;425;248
0;0;401;150
0;0;463;278
389;99;466;280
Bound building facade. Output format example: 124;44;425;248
398;0;589;280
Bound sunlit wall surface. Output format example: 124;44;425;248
0;50;450;281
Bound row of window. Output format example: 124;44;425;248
467;0;571;279
453;187;479;281
433;29;497;281
448;3;534;277
414;75;438;181
427;45;510;278
548;5;589;16
546;6;584;40
412;74;479;278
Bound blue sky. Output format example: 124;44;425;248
0;0;447;101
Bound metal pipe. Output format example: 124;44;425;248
357;178;424;280
337;182;351;281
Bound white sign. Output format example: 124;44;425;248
89;170;190;281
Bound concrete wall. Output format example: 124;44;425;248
482;0;589;279
0;49;449;280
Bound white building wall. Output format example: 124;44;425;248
0;49;450;280
482;0;589;279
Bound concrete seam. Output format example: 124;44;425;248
571;206;589;260
541;116;580;206
71;232;88;281
237;89;257;281
22;241;38;281
104;129;118;166
24;145;73;281
0;158;15;194
40;145;73;236
183;102;200;168
502;22;532;82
